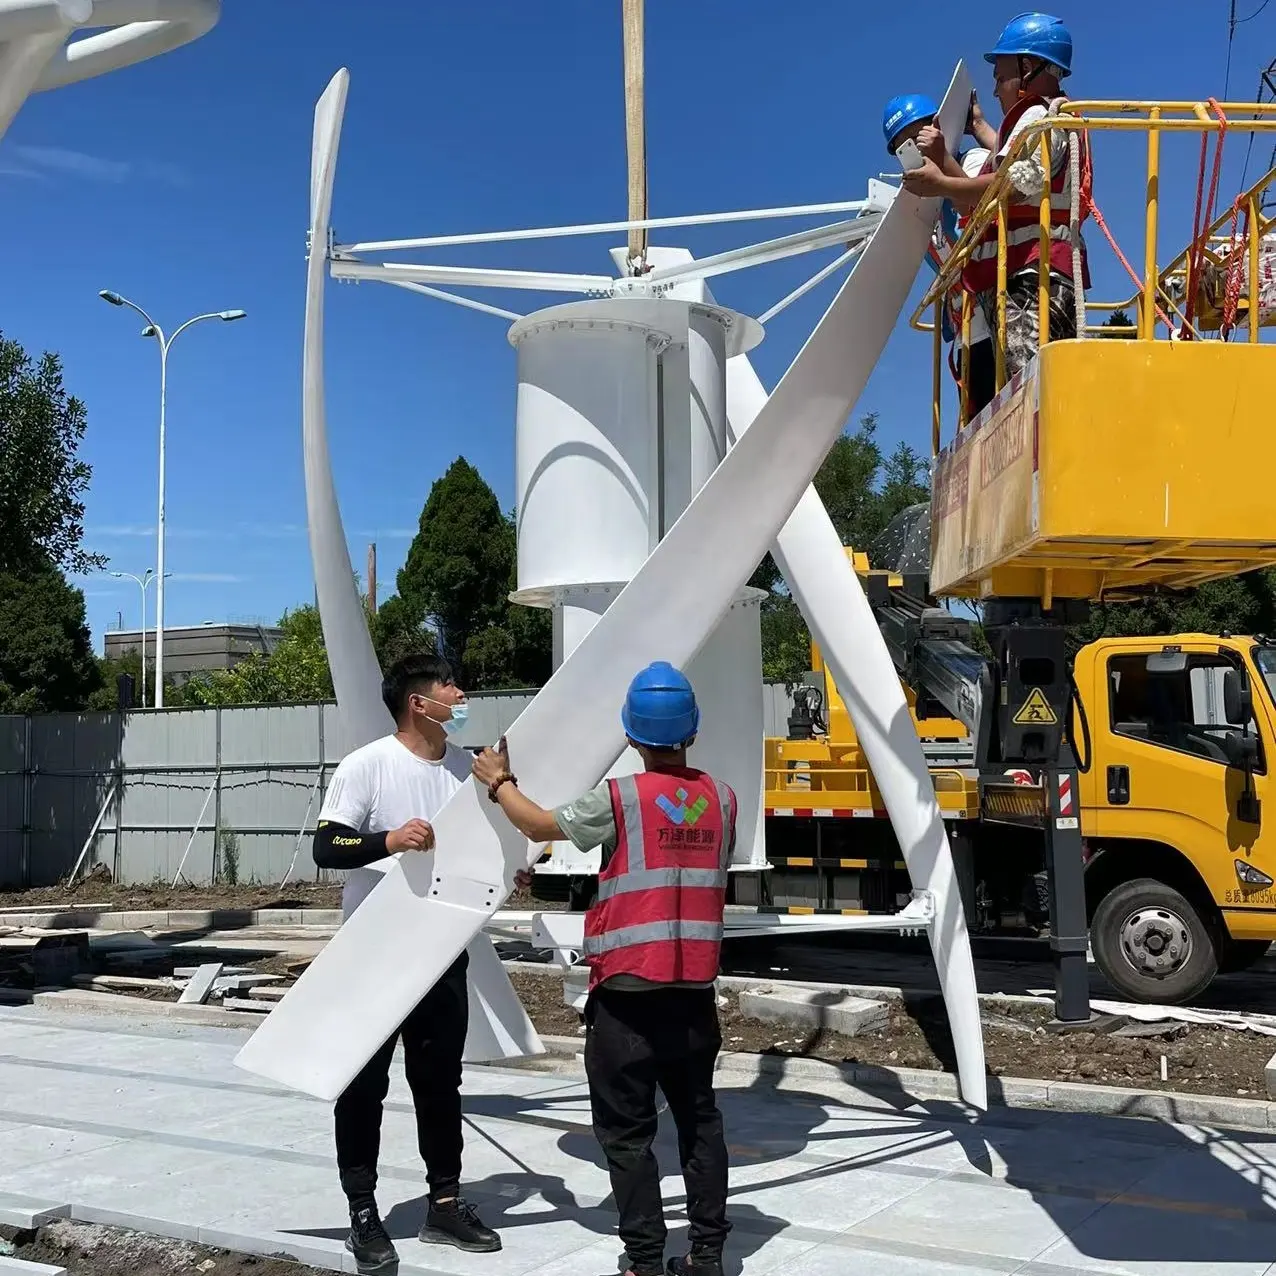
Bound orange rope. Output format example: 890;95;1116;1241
1182;99;1229;337
1083;190;1175;331
1221;197;1251;339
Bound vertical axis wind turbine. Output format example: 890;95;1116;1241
233;12;987;1113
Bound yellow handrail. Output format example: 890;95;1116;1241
907;98;1276;445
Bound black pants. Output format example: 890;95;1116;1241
965;336;996;418
334;950;469;1208
584;985;730;1276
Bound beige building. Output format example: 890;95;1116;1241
104;623;285;684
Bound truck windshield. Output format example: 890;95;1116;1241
1255;647;1276;704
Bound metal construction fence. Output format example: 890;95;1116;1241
0;684;795;888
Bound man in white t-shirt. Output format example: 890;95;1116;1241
313;652;511;1273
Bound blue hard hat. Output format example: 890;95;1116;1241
984;12;1073;76
883;93;939;154
621;661;700;749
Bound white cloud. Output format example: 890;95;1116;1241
355;528;417;539
3;144;188;186
169;572;246;584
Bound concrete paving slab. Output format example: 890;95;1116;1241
0;1256;69;1275
2;1007;1275;1276
0;1192;71;1229
177;962;222;1004
738;985;890;1037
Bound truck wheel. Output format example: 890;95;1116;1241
1091;878;1218;1004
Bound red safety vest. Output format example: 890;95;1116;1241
582;768;737;991
962;94;1090;296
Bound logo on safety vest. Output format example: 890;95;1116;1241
1012;688;1058;726
655;787;710;827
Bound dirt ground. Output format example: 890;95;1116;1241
0;879;344;912
9;1219;330;1276
0;880;554;913
506;970;1276;1101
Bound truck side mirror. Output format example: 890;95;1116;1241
1224;731;1261;771
1224;667;1253;727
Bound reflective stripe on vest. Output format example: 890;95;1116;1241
962;95;1088;295
585;919;726;954
581;771;735;969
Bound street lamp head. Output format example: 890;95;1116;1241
110;571;124;579
141;325;158;337
99;290;125;306
219;309;247;322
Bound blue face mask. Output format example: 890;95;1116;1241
442;702;469;736
415;693;468;735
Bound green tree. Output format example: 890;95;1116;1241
0;334;103;576
0;563;103;712
396;458;513;667
393;461;551;689
368;593;438;670
754;416;932;683
1102;309;1137;339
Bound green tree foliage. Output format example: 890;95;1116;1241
757;414;931;683
1102;309;1137;338
1071;571;1276;652
0;332;107;713
391;460;550;689
0;335;103;577
0;563;103;712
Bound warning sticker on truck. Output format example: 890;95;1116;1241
1013;688;1057;725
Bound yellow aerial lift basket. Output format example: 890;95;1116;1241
913;100;1276;604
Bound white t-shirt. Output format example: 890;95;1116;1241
318;734;472;918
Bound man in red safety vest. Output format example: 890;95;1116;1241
473;661;737;1276
902;13;1090;394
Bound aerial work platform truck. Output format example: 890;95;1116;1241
762;96;1276;1008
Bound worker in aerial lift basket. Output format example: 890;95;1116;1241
312;653;507;1273
882;91;995;413
473;661;738;1276
901;12;1090;391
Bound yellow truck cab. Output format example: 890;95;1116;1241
1074;634;1276;999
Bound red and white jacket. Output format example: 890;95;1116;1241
582;768;736;991
962;94;1090;296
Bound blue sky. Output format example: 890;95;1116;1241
2;1;1272;650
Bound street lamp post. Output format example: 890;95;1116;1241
109;569;172;706
98;291;246;707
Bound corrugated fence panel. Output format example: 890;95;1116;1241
113;710;220;885
1;684;796;886
27;714;119;887
0;715;27;888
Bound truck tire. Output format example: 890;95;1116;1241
1091;878;1219;1004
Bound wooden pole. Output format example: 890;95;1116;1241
623;0;646;271
366;542;377;614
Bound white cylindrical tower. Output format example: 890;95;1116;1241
509;294;768;872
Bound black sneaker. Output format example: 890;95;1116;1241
667;1252;724;1276
346;1204;398;1273
419;1197;502;1253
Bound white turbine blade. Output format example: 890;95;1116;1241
264;68;536;1091
0;0;88;137
720;62;985;1108
646;64;986;1109
236;61;970;1102
33;0;220;92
